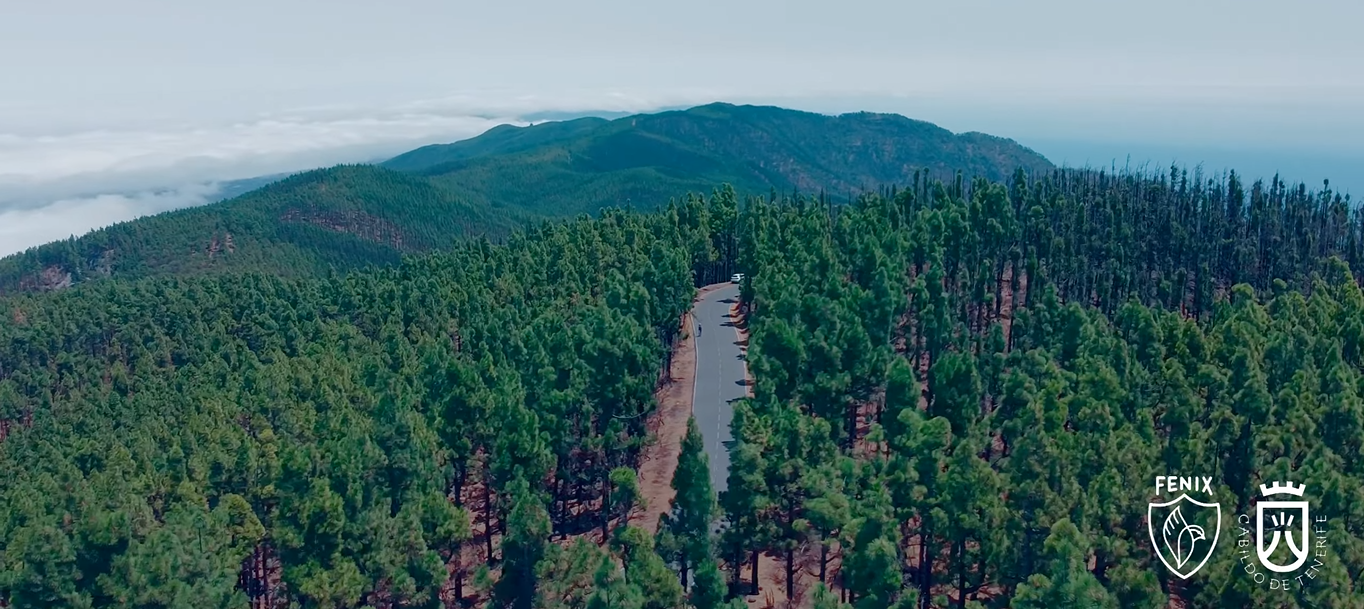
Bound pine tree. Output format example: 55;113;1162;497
496;478;552;609
586;558;644;609
610;467;645;530
1012;520;1116;609
535;539;607;609
842;484;902;609
614;526;684;609
688;557;728;609
657;417;718;588
720;402;773;594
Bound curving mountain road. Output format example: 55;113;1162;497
691;283;747;493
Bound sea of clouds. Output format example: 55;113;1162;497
5;85;1359;259
0;90;718;257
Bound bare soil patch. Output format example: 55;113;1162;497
637;282;736;533
636;312;700;533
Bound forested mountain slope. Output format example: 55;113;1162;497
382;117;613;172
728;168;1364;608
0;104;1050;295
387;103;1054;217
0;165;522;295
2;164;1363;608
0;206;707;608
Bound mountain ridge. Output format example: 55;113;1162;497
0;103;1053;294
387;103;1053;214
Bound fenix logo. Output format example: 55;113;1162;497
1148;476;1221;579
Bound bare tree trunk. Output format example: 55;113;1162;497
484;480;494;560
751;551;760;596
956;537;966;609
601;472;611;540
919;530;933;609
786;547;795;602
733;547;744;593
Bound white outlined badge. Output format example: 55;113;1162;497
1255;482;1311;573
1148;494;1222;579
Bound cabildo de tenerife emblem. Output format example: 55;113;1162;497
1147;476;1332;590
1148;476;1221;579
1235;481;1331;590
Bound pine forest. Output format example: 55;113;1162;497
2;166;1363;608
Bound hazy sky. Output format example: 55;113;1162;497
2;0;1362;255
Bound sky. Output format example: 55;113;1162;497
2;0;1361;256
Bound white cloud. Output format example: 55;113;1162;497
0;89;732;257
0;102;519;256
0;89;728;206
0;111;510;205
3;83;1360;259
0;184;223;257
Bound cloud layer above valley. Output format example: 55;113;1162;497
0;185;224;256
5;85;1363;259
3;0;1360;258
0;112;495;256
0;90;717;258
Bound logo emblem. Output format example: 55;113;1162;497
1255;482;1311;573
1148;493;1221;578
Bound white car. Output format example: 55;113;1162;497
731;273;744;283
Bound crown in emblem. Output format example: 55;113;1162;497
1259;481;1306;497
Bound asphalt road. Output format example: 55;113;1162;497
691;283;746;494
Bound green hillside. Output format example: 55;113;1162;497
387;102;1055;216
0;165;519;295
0;103;1052;294
382;116;611;171
3;167;1362;608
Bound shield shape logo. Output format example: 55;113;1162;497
1148;494;1221;579
1256;485;1311;573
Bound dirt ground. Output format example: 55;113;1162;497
725;295;798;609
636;282;735;535
437;284;731;606
729;297;752;392
441;283;811;607
641;284;806;608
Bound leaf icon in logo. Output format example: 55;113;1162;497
1162;506;1207;569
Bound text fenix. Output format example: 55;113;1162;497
1156;476;1214;494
